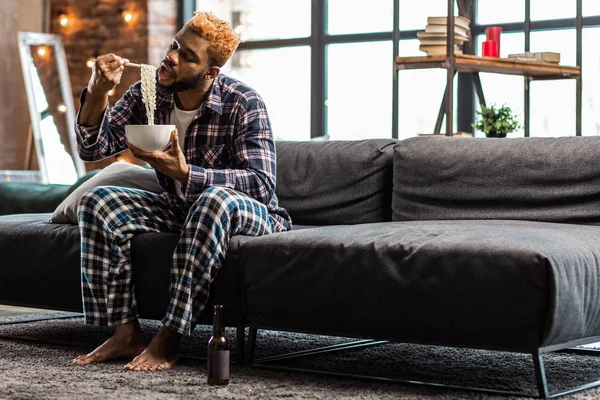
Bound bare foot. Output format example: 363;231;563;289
124;325;182;371
73;320;147;365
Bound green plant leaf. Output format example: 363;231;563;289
472;103;520;135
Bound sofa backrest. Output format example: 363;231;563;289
393;136;600;224
276;139;397;225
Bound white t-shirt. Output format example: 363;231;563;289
170;102;200;199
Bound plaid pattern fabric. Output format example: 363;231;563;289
78;185;280;335
75;74;291;231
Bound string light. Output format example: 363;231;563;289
118;8;134;23
108;89;115;96
86;51;100;69
57;104;67;113
37;47;47;57
59;14;69;27
57;10;69;27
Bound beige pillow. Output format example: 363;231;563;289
50;162;163;224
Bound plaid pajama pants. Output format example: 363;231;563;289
77;185;280;336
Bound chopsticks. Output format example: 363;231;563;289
125;62;142;68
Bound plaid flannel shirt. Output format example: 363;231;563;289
74;74;291;230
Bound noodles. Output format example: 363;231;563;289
140;64;158;125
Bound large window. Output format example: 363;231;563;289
196;0;397;140
192;1;600;140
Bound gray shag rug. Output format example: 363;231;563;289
1;313;600;399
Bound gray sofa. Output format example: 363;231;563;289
2;137;600;398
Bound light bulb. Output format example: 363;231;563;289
59;14;68;27
57;104;67;113
123;12;133;22
86;57;95;68
108;89;115;96
37;47;46;56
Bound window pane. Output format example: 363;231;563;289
195;0;310;41
531;29;576;68
475;33;525;137
582;27;600;136
327;41;392;139
476;0;524;25
328;0;393;34
529;30;576;137
531;0;575;21
584;0;600;16
530;80;576;137
399;0;457;31
398;39;457;137
227;47;311;141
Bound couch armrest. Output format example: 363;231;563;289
0;182;70;215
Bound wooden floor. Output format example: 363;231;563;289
0;305;57;317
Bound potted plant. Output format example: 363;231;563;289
471;104;521;138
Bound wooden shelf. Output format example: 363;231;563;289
395;54;580;79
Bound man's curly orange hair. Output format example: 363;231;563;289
186;11;242;68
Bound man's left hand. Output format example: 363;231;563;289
128;129;190;184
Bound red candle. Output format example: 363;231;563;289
482;40;499;57
485;26;502;57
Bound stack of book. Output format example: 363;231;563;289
418;16;471;56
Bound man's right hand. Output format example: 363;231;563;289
87;53;129;97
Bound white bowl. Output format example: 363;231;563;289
125;125;175;152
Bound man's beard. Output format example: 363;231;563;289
157;69;206;94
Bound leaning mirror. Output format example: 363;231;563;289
18;32;85;184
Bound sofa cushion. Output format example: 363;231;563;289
240;220;600;350
0;214;246;325
66;170;101;196
393;136;600;224
275;140;397;225
0;183;69;215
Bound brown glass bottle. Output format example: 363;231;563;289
207;305;230;385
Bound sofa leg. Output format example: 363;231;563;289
246;326;258;365
236;325;246;366
532;351;549;399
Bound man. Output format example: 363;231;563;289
72;11;291;371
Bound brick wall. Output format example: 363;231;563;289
50;0;178;170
